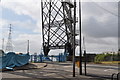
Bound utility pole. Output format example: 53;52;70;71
2;38;4;50
73;1;76;77
83;36;87;75
79;0;82;75
27;40;29;54
5;24;13;52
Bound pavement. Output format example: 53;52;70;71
1;62;119;80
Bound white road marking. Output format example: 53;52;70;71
104;69;114;72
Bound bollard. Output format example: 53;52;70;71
117;72;120;80
111;73;117;80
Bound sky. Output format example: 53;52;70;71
0;0;119;55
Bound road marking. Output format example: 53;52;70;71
104;69;114;72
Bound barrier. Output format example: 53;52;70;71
1;52;30;69
111;73;117;80
30;53;68;62
111;72;120;80
117;72;120;80
30;53;44;62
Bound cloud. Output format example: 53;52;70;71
81;0;120;2
81;2;118;52
82;16;118;38
1;19;38;35
1;18;42;53
1;0;40;21
81;2;118;24
0;1;118;54
0;0;42;53
82;2;118;38
13;34;41;54
1;0;43;37
33;19;42;33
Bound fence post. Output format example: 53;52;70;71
111;73;116;80
117;72;120;80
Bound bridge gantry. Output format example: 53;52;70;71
41;0;78;57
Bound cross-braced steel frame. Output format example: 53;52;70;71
5;24;13;52
41;0;76;56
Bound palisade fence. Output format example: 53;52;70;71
30;53;68;62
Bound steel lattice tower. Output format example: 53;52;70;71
5;24;13;52
41;0;77;56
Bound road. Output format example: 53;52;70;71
1;62;119;80
48;62;118;78
82;63;118;78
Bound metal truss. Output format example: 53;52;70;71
41;0;76;56
5;24;13;52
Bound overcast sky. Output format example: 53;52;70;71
0;0;119;55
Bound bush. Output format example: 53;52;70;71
94;53;118;63
94;54;106;62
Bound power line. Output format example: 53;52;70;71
92;1;119;17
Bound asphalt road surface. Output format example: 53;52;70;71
48;62;118;78
1;62;119;80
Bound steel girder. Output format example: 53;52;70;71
41;0;76;56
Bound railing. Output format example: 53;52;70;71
30;53;67;62
117;72;120;80
111;72;120;80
